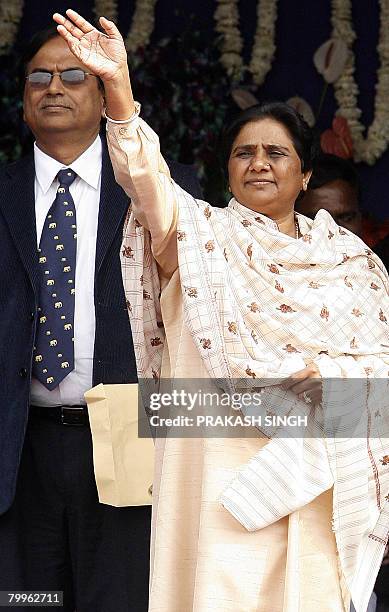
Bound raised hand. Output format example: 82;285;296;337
53;9;128;82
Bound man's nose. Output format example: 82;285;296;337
46;74;65;94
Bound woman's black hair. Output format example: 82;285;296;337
221;101;319;175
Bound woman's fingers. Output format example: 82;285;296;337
282;365;322;404
289;378;321;396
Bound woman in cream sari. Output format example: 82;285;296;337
55;11;389;612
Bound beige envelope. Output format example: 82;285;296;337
84;383;154;506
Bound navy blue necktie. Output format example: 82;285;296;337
33;169;77;390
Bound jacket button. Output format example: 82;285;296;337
19;368;28;378
30;312;35;321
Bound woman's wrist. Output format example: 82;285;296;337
105;101;141;124
102;67;135;121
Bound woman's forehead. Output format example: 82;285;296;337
234;118;294;147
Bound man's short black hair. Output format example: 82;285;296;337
21;25;59;76
308;153;359;192
20;25;104;92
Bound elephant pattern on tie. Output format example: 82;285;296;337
32;169;77;390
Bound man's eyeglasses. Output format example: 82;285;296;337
26;69;97;87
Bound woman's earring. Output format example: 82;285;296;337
228;185;232;192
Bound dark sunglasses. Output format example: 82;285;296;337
26;69;97;87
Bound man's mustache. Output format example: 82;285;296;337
40;98;73;109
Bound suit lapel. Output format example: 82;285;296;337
0;154;39;294
95;140;129;275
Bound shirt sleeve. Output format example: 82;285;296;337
106;106;178;277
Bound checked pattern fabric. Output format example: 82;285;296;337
114;114;389;611
33;169;77;390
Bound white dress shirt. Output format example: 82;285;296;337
30;136;102;407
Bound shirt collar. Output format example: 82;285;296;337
34;134;102;194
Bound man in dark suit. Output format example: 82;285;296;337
0;26;201;612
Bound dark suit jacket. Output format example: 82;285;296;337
0;139;202;514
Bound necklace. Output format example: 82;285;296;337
295;216;300;239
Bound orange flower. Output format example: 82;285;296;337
350;337;359;349
268;263;280;274
351;308;363;318
204;206;211;220
277;304;296;313
227;321;238;334
185;286;198;298
122;245;134;259
344;276;353;289
320;306;330;321
283;344;301;353
248;302;260;313
379;309;388;325
200;338;212;349
321;116;353;159
275;280;284;293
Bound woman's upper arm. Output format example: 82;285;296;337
106;112;178;275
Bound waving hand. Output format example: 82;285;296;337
53;9;134;120
53;9;128;82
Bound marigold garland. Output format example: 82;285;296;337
125;0;158;53
94;0;118;23
332;0;389;164
94;0;157;53
215;0;278;85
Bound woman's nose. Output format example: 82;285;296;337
249;155;270;171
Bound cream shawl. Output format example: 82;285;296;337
109;114;389;612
